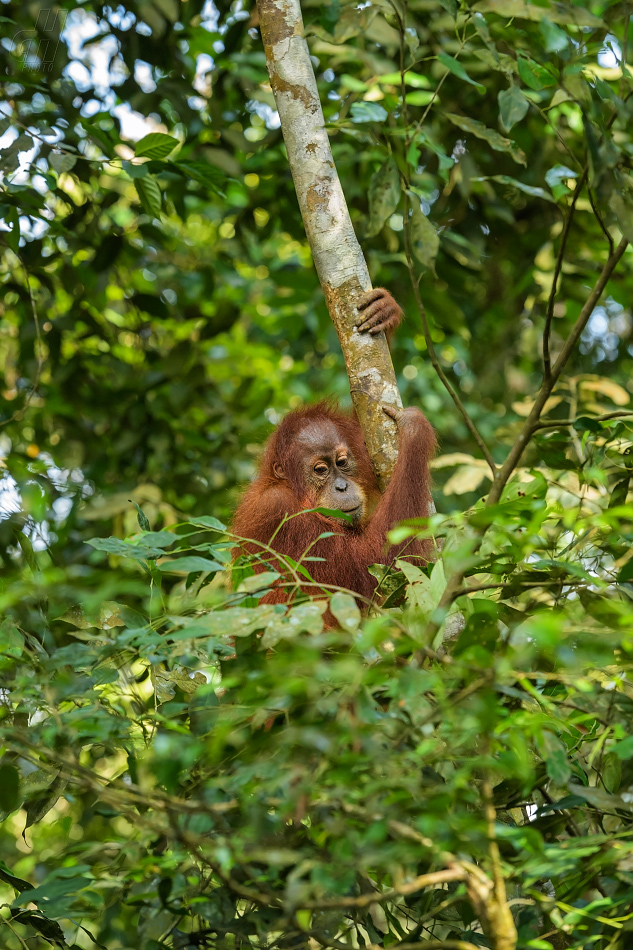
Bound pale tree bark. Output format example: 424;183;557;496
256;0;402;490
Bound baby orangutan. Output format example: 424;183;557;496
232;288;435;604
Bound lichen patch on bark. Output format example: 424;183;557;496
258;0;295;47
270;74;317;111
306;180;331;214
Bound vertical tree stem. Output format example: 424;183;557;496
256;0;402;489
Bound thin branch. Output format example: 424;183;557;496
529;100;583;168
619;2;630;100
411;34;475;141
298;867;468;910
587;185;615;255
0;253;44;429
488;237;628;507
533;410;633;430
365;942;481;950
543;169;587;382
308;930;358;950
447;578;587;603
403;194;496;476
5;732;239;817
415;238;629;649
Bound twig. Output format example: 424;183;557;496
587;185;615;255
543;169;587;382
0;253;44;429
447;578;587;603
308;930;357;950
488;236;628;507
415;238;628;649
5;731;238;817
619;2;630;100
298;867;467;910
533;410;633;429
473;749;518;950
403;194;496;476
365;942;480;950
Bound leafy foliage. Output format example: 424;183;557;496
2;0;633;948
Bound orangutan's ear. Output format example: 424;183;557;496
273;462;285;480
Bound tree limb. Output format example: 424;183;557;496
256;0;403;489
298;867;468;910
415;239;629;648
533;410;633;430
542;169;587;382
489;237;628;506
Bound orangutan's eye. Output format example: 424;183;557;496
314;463;328;476
337;457;348;468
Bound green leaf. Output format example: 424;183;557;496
539;17;569;53
377;71;430;88
49;151;77;174
406;91;436;106
472;0;604;28
135;531;176;548
517;55;557;90
437;52;485;92
602;751;622;793
4;207;19;253
0;621;24;658
485;175;556;203
366;157;400;238
206;544;232;564
541;731;571;785
238;571;281;592
134;132;178;159
0;766;20;812
571;785;633;813
320;0;340;34
86;537;167;559
134;173;162;217
199;605;280;636
444;113;526;165
0;133;34;174
340;73;368;92
350;101;388;123
25;773;68;828
122;160;148;179
56;601;126;630
610;192;633;244
438;0;458;16
261;602;325;648
611;736;633;759
0;862;33;894
177;160;226;194
302;507;353;522
545;164;577;187
498;85;529;131
545;163;577;201
410;202;439;271
158;556;225;574
330;592;361;631
190;515;227;531
130;500;151;531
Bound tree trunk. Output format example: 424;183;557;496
256;0;402;490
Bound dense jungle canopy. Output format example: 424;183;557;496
2;1;633;948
